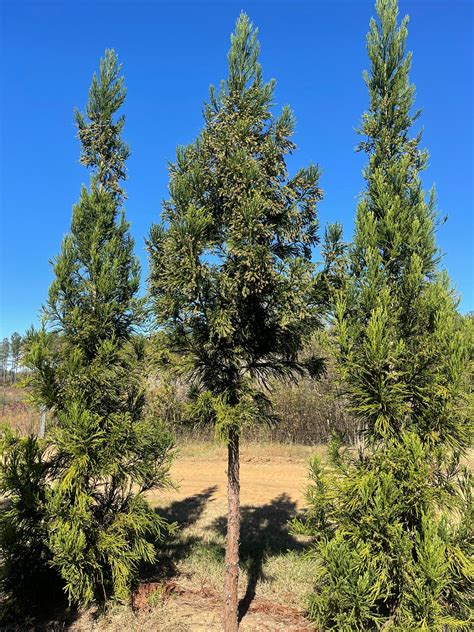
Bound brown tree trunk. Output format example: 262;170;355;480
224;428;240;631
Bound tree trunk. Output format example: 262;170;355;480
224;428;240;631
1;367;5;414
39;405;47;438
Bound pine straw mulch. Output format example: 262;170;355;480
128;578;314;631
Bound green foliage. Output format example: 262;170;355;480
75;49;130;201
334;0;471;451
148;18;326;626
335;0;472;460
460;312;474;420
1;337;10;380
299;1;473;628
46;460;173;604
148;12;324;433
4;50;175;606
297;435;473;630
0;427;54;601
9;332;22;378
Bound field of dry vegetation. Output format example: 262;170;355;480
0;386;324;630
69;442;322;631
2;386;472;631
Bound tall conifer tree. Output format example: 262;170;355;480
148;14;323;630
16;50;174;605
9;333;22;381
0;338;10;388
295;1;472;629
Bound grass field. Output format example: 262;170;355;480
0;384;38;435
1;388;472;631
32;441;321;631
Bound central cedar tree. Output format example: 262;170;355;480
148;14;324;630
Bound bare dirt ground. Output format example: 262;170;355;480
150;441;319;506
66;442;321;632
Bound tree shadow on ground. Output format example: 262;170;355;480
144;486;219;581
211;493;302;622
158;485;218;528
2;584;80;631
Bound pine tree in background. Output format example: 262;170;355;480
1;338;10;387
148;13;323;630
10;332;22;381
295;0;473;629
6;50;175;606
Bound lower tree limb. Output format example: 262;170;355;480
224;428;240;632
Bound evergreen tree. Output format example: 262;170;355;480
1;337;10;386
10;332;22;381
8;50;174;606
295;1;473;629
148;14;323;630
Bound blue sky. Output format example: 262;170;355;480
1;0;473;339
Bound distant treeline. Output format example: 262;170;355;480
0;333;23;384
6;314;473;445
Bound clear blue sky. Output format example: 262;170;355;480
1;0;473;339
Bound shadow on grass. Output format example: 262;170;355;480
211;493;302;622
143;485;219;582
159;485;218;528
145;489;303;624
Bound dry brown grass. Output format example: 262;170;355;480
1;388;472;630
0;384;38;435
63;440;321;631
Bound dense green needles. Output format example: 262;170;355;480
295;1;473;629
0;3;471;629
147;13;324;630
1;50;174;608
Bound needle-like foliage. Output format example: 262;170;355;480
147;13;324;629
1;50;174;608
295;1;473;629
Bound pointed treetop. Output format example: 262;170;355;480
206;12;275;122
228;12;261;89
75;49;130;201
360;0;421;162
